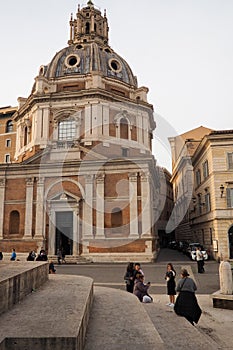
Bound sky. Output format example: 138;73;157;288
0;0;233;171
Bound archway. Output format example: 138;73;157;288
228;226;233;259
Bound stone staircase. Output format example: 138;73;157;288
0;262;232;350
83;289;226;350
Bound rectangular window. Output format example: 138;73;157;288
122;148;128;157
58;120;76;140
6;139;11;148
209;228;213;245
196;169;201;186
227;153;233;170
5;154;10;163
205;193;211;212
203;160;209;179
227;188;233;208
198;194;202;215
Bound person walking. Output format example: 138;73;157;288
124;262;135;293
57;249;62;265
10;248;16;261
61;249;66;264
165;263;176;307
174;268;202;325
196;246;204;273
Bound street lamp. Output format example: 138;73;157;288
220;184;224;197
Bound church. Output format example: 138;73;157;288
0;1;160;262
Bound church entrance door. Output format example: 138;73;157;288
55;211;73;255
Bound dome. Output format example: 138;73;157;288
43;42;138;87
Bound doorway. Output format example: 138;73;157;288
55;211;73;255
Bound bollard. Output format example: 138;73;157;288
219;261;232;295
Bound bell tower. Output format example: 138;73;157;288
68;1;109;46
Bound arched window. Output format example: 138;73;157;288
86;22;90;34
58;120;76;140
24;126;28;146
111;208;123;228
120;118;129;139
6;120;13;133
9;211;20;234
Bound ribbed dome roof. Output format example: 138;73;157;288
43;42;137;87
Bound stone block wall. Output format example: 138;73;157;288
0;262;48;315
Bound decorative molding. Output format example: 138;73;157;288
96;173;105;184
129;172;138;182
0;178;6;187
85;174;94;184
26;178;34;186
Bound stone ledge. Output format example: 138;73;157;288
0;275;94;350
211;290;233;310
0;261;48;316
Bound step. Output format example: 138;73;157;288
144;294;223;350
84;286;165;350
0;275;93;350
48;255;92;264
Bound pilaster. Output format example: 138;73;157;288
83;174;94;238
129;172;139;237
95;173;105;238
24;178;34;238
0;178;6;238
34;177;45;239
140;172;152;237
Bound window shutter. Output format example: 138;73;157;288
226;188;232;207
227;153;233;170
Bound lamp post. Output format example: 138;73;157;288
220;184;224;198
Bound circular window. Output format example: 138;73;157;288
65;54;80;68
76;44;83;50
108;58;122;73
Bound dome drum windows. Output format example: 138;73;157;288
58;118;79;141
114;111;136;142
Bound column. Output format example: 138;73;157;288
24;178;34;238
72;207;79;256
48;210;55;255
129;173;139;237
140;172;152;237
95;173;105;238
35;177;45;239
0;178;6;238
83;175;93;238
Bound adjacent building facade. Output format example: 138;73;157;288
169;126;233;261
0;1;161;262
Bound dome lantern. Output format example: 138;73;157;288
68;1;109;46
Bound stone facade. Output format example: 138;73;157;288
0;2;160;262
169;126;233;261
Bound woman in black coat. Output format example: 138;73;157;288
165;263;176;306
174;268;202;325
124;262;135;293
